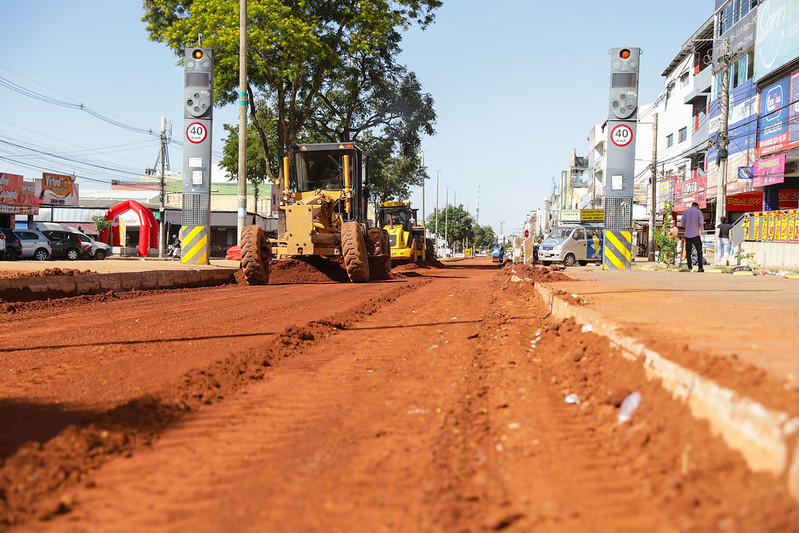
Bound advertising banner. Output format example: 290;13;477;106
755;0;799;81
780;211;788;240
657;176;674;212
40;173;79;206
788;211;796;241
758;77;791;155
754;212;761;239
673;175;707;212
727;191;762;211
753;154;785;187
768;211;776;240
580;209;604;223
793;210;799;241
0;172;23;206
744;214;751;240
709;80;758;162
561;209;580;223
780;189;799;209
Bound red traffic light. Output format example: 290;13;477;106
620;49;631;59
192;49;204;60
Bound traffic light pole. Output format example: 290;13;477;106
603;47;640;271
181;47;214;265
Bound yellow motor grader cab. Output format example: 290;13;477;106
377;201;429;263
240;142;390;284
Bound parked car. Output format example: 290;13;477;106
13;229;52;261
41;230;90;260
538;225;604;267
0;228;23;260
73;232;112;260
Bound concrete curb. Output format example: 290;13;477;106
535;283;799;501
0;269;237;302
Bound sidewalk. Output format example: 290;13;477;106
546;264;799;384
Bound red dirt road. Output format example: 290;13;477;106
2;258;798;531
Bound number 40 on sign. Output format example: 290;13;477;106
611;124;633;147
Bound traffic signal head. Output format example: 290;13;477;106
184;48;214;119
608;47;640;120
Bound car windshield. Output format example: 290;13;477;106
549;227;572;239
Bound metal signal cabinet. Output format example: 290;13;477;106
181;47;214;265
603;47;640;270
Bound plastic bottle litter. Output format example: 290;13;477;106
581;324;593;333
564;393;580;405
617;392;642;424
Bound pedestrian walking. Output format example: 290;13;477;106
715;216;732;265
681;202;704;272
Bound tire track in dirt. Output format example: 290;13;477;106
13;267;492;532
0;276;430;529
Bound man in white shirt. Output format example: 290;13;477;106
681;202;704;272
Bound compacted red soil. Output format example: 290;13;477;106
1;258;797;531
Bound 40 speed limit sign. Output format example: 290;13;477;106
186;122;208;144
610;124;633;147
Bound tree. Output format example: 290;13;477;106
143;0;441;187
472;224;496;249
428;204;475;247
653;201;679;265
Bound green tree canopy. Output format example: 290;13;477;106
143;0;440;190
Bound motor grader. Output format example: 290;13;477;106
239;142;390;285
376;201;432;263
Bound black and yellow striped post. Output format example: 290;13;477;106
180;225;209;265
602;230;632;270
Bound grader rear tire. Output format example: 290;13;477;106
240;225;270;285
425;238;435;261
341;221;370;283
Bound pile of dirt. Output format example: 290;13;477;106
390;259;447;272
0;268;96;279
269;256;349;284
499;263;570;283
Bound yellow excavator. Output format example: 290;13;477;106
239;142;390;284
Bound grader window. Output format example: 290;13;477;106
295;153;345;192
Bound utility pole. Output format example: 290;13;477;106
445;185;449;253
158;116;167;259
236;0;248;243
715;38;730;228
435;170;440;245
421;150;426;237
648;112;658;261
476;182;480;225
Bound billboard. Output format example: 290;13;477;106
673;175;707;212
40;173;79;206
0;172;23;206
755;0;799;81
757;76;791;155
753;153;785;187
709;80;758;162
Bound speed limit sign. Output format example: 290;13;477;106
186;122;208;144
610;124;633;147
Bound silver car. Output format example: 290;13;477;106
74;232;112;260
13;229;52;261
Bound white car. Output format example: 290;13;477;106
74;232;112;260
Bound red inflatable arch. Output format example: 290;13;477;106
99;200;158;257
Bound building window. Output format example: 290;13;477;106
679;127;687;143
717;0;758;37
680;72;689;89
667;134;674;147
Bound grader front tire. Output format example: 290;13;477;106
240;225;270;285
341;221;370;283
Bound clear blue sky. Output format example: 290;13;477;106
0;1;714;236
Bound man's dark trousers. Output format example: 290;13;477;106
685;235;703;271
